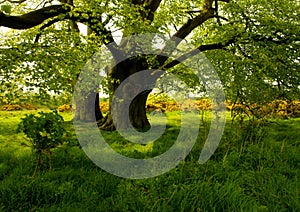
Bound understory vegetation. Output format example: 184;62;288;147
0;109;299;211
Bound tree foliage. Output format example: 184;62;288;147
0;0;299;122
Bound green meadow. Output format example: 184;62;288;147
0;110;299;211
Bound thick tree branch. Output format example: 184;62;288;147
129;0;143;5
128;0;162;22
63;0;79;32
172;11;214;41
34;18;61;43
144;0;162;21
0;5;70;29
145;0;162;12
0;4;115;47
163;37;236;69
157;0;218;66
173;0;231;41
0;0;27;3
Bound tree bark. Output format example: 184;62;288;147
0;5;70;29
99;57;158;131
99;91;152;131
74;92;103;122
129;91;151;130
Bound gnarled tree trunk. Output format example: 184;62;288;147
99;57;159;131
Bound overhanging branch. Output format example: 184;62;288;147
0;0;27;3
0;5;70;29
34;18;61;43
0;4;116;47
163;37;236;69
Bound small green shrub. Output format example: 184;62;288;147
17;110;68;177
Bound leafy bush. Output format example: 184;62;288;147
17;110;69;177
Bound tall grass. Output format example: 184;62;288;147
0;110;299;211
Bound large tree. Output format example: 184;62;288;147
0;0;299;130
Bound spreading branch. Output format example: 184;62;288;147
128;0;162;22
0;5;70;29
0;3;115;47
34;18;61;43
173;0;231;41
157;0;218;66
172;10;214;41
0;0;27;3
144;0;162;21
163;37;237;69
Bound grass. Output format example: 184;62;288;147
0;109;299;211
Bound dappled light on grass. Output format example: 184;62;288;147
101;111;182;159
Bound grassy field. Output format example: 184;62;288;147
0;110;299;211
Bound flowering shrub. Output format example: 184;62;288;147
195;99;212;110
57;97;300;118
57;104;72;112
100;102;110;113
228;100;300;119
1;104;22;111
0;103;38;111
